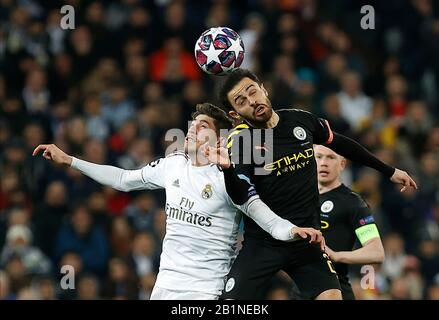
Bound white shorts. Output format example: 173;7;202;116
150;286;219;300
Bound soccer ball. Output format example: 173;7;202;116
194;27;245;75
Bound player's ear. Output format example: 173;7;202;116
228;110;241;120
340;157;347;170
261;84;268;97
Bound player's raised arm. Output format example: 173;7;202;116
326;132;417;192
33;143;166;192
308;112;418;192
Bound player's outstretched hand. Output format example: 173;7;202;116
201;139;231;169
390;168;418;192
291;227;325;251
32;144;72;166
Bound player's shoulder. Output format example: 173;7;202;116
339;185;368;209
227;123;251;149
147;151;189;168
276;108;320;127
277;107;313;118
166;150;189;160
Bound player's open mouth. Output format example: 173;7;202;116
255;105;266;116
185;135;196;143
319;170;329;177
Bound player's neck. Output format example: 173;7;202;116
318;180;342;194
265;111;279;129
188;152;210;167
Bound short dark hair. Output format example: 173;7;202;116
218;68;262;112
191;103;233;135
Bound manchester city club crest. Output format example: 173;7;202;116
321;200;334;213
202;184;213;199
293;126;307;140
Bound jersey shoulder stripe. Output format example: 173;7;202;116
227;123;250;149
276;107;309;113
348;190;368;208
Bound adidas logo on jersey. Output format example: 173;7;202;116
172;179;180;187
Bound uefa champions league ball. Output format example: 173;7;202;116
194;27;245;75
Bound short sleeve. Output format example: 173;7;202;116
349;193;380;245
227;123;254;180
295;109;334;145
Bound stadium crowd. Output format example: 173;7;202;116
0;0;438;300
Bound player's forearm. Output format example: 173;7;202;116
71;157;145;192
334;240;385;264
242;198;295;241
327;133;395;177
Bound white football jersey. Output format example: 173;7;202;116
139;152;242;295
71;151;294;297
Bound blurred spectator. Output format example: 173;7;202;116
381;233;409;280
66;26;98;81
117;137;154;170
138;272;157;300
417;239;439;285
77;274;100;300
102;257;138;299
0;270;15;300
337;70;373;131
125;192;157;233
149;36;201;83
33;180;69;257
32;275;56;300
239;13;265;72
22;68;50;114
65;116;88;155
386;75;409;122
16;286;38;300
83;94;110;141
125;54;148;104
389;276;411;299
319;53;347;95
108;119;138;156
110;216;134;258
102;83;136;130
321;93;351;135
0;224;51;274
128;232;158;278
400;101;434;157
427;283;439;300
3;255;29;295
268;54;297;108
86;191;110;227
54;205;109;276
